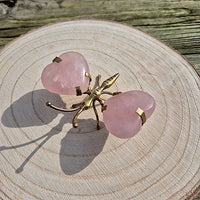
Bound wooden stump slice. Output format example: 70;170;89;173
0;20;199;200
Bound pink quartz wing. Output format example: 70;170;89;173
41;52;90;95
103;90;156;138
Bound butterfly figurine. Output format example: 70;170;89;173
41;52;155;138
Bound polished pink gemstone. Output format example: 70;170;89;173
103;90;156;138
41;52;90;95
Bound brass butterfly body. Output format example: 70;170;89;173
46;72;146;129
47;73;121;129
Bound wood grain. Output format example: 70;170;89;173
0;0;200;75
0;19;199;200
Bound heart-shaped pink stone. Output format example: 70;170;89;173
41;52;90;95
103;90;156;138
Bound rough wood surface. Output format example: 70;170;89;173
0;19;200;200
0;0;200;76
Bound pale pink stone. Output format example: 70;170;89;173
41;52;90;95
103;90;156;138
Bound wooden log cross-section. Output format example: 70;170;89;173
0;20;199;200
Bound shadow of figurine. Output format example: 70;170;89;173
60;118;108;175
15;115;68;173
0;89;108;174
1;89;67;128
0;89;73;173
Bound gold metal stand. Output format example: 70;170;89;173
47;73;121;129
46;72;146;129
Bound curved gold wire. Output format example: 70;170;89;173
92;100;100;130
72;107;85;128
136;107;146;125
46;102;81;112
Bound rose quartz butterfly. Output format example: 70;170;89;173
41;51;155;138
